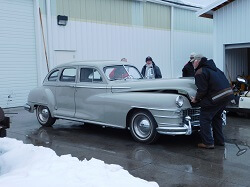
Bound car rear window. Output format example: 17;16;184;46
60;68;76;82
48;70;59;81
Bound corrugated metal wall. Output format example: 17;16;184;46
213;0;250;72
173;7;213;77
53;0;171;29
50;0;173;78
37;0;213;81
0;0;37;108
225;48;248;81
174;8;212;33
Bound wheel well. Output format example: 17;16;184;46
126;108;152;128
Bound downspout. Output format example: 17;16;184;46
33;0;43;86
170;6;174;78
39;8;50;72
46;0;54;68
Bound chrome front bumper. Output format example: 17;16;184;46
156;116;194;135
155;107;200;136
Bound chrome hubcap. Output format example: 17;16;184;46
38;106;49;123
133;114;152;138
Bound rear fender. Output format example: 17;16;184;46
27;87;56;115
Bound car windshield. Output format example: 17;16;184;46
104;65;142;81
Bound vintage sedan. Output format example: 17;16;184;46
25;60;200;143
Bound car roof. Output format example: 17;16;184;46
55;60;134;69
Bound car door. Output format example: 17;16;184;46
74;67;107;122
54;67;77;118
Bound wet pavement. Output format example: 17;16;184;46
2;107;250;187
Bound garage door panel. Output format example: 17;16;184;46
0;0;37;108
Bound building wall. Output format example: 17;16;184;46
213;0;250;71
173;7;213;77
37;0;213;83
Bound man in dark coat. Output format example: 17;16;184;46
191;54;234;149
141;56;162;79
182;52;196;77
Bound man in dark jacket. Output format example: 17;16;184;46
191;54;234;149
141;56;162;79
182;52;196;77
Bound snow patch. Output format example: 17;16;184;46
0;138;158;187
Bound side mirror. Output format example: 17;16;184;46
236;76;247;84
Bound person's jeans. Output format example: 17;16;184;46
199;103;227;145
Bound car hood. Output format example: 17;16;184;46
110;78;197;97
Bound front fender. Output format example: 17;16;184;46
103;92;191;127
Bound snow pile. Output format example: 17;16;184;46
0;138;158;187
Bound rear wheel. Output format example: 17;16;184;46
36;105;56;127
130;110;159;144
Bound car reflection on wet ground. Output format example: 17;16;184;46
3;107;250;187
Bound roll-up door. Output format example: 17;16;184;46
0;0;37;108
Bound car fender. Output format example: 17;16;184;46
27;87;56;115
103;92;191;128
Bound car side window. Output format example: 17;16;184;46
60;68;76;82
80;68;103;83
48;70;59;81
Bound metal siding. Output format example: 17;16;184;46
52;19;171;77
172;31;213;77
174;8;213;33
50;0;212;79
54;0;170;30
214;0;250;71
0;0;37;108
225;48;248;81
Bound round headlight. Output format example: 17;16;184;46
176;96;184;108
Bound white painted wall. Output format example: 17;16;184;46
35;3;213;83
51;20;172;78
213;0;250;71
172;31;213;77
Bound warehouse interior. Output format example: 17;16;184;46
225;44;250;90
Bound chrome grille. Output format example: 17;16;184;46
182;107;200;125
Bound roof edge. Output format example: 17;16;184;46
196;0;235;19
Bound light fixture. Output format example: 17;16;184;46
57;15;68;26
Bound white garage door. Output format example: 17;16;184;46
0;0;37;108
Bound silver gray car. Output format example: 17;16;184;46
25;60;200;143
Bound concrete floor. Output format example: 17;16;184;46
3;107;250;187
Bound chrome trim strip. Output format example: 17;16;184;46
112;87;131;89
159;122;181;126
55;85;76;88
54;115;124;129
131;106;181;112
76;86;107;89
190;113;200;117
154;115;181;119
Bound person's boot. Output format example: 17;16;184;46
215;142;225;146
198;143;215;149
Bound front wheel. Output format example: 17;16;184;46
129;110;159;144
36;105;56;127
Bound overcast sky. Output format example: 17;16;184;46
181;0;218;7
